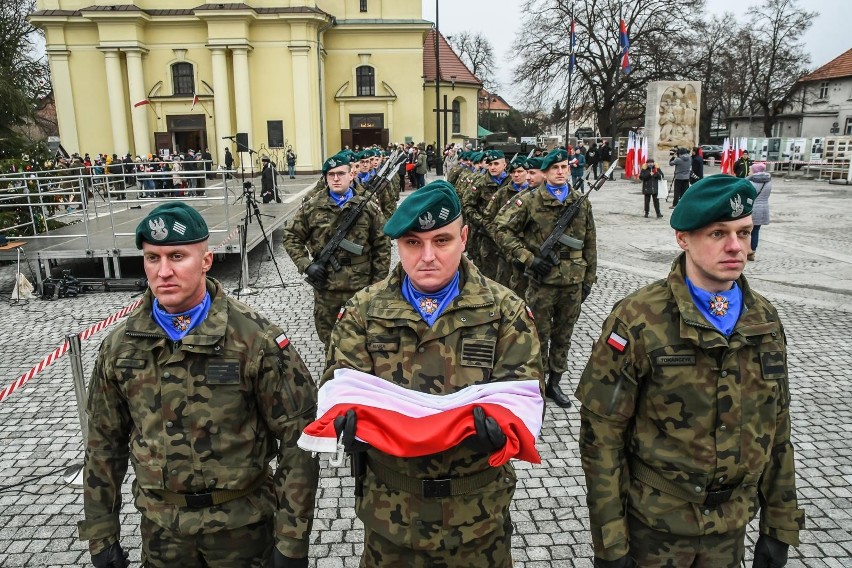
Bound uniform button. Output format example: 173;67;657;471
504;477;512;484
720;424;727;431
460;317;467;322
208;480;216;488
720;371;728;378
163;372;171;379
170;469;178;476
771;332;777;337
166;421;174;428
418;347;425;353
704;509;711;516
214;346;221;351
694;486;702;493
719;476;726;483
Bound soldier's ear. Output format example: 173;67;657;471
674;230;689;252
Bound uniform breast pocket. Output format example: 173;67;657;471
201;358;250;429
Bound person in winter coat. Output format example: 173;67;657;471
570;147;586;192
669;147;692;207
690;146;704;185
586;142;600;180
639;159;664;218
746;162;772;261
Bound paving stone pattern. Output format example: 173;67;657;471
0;170;850;567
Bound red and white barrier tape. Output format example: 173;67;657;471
0;298;143;404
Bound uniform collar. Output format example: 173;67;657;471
126;278;228;347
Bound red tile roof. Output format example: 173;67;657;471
422;29;481;87
478;89;512;112
799;49;852;83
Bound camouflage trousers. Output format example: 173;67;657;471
314;288;357;348
477;237;500;281
140;516;272;568
628;515;746;568
508;264;529;300
360;515;514;568
525;281;582;374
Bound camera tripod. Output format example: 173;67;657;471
233;178;287;299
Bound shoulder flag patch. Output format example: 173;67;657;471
525;306;535;320
337;306;346;320
607;332;627;353
275;332;290;350
515;198;524;207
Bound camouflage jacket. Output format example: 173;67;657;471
78;279;319;557
483;183;532;244
462;173;510;235
575;255;804;560
322;257;544;551
446;164;465;187
496;186;597;288
282;186;390;291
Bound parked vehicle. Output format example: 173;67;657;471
700;144;724;161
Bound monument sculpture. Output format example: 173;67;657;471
644;81;701;164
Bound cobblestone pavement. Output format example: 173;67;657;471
1;169;850;567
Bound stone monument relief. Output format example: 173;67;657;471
644;81;701;164
657;84;698;150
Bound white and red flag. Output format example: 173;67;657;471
721;137;731;174
624;133;635;178
298;368;544;467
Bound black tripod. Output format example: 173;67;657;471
233;179;287;299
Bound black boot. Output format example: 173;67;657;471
545;371;572;408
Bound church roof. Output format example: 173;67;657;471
422;29;481;87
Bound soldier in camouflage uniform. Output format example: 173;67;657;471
496;148;596;409
282;152;390;350
461;149;510;280
79;202;318;568
445;151;470;186
576;176;804;568
323;181;544;567
455;151;487;265
483;156;529;288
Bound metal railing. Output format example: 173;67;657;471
0;166;238;252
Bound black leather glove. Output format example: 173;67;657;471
304;262;328;283
333;409;370;453
511;258;526;272
753;535;789;568
462;406;507;454
91;542;130;568
594;556;636;568
582;283;592;302
529;256;553;278
269;548;309;568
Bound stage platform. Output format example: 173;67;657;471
0;182;310;287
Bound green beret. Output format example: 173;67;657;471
460;151;471;161
541;148;570;170
508;156;527;171
383;180;462;238
322;152;351;174
486;149;505;161
524;157;544;170
670;174;756;231
135;201;208;249
472;151;486;163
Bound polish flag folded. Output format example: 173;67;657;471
298;368;544;467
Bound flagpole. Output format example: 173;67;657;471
565;3;575;146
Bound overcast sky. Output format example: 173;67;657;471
422;0;849;107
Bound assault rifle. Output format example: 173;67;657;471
525;160;617;282
305;150;406;290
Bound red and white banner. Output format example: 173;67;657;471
298;368;544;467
